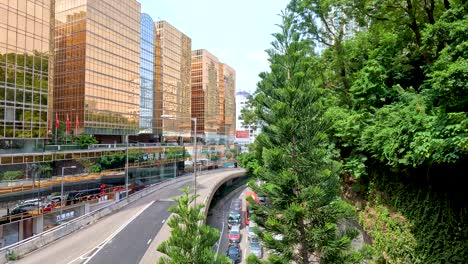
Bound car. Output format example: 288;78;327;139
228;225;241;243
248;221;258;239
42;201;57;212
250;241;262;258
227;210;241;228
230;199;242;211
9;203;39;215
226;243;241;263
48;195;65;205
258;196;267;205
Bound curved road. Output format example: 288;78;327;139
12;169;244;264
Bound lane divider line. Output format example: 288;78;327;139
65;201;154;264
83;201;155;264
216;221;225;256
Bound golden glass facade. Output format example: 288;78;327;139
0;0;51;141
191;49;221;143
54;0;140;137
155;21;191;140
221;63;236;144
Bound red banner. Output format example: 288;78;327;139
236;130;249;138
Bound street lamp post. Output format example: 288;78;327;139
161;114;178;179
125;134;129;197
60;165;76;220
192;117;197;206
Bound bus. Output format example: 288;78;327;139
245;191;259;225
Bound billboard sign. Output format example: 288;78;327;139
236;130;249;139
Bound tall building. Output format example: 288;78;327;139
220;63;235;144
191;49;220;144
139;13;154;134
154;21;192;142
0;0;52;151
54;0;140;142
236;91;260;145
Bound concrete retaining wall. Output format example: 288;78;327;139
202;171;246;217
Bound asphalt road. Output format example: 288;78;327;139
13;169;241;264
14;175;194;264
207;186;267;263
85;200;174;264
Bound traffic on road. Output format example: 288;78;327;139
207;186;267;263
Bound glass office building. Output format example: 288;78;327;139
191;49;220;144
54;0;140;141
155;21;192;142
139;13;154;134
0;0;51;151
221;63;236;144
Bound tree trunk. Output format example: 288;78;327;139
443;0;450;9
406;0;431;64
299;216;310;264
424;0;435;24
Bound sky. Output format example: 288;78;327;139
140;0;291;93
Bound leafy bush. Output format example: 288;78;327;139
75;134;98;148
2;170;23;181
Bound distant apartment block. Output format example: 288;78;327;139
54;0;141;142
236;91;260;145
0;0;52;151
154;21;192;142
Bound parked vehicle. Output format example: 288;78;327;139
258;196;267;205
42;201;56;212
226;243;241;263
250;241;263;258
248;221;258;240
228;225;241;243
9;201;41;215
66;188;101;205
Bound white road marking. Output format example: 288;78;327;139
216;221;225;256
66;201;154;264
162;219;165;223
147;239;152;245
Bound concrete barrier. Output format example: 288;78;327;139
202;170;247;217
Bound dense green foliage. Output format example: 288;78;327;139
75;134;98;148
157;186;230;264
242;0;467;262
244;13;369;264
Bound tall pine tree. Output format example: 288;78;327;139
245;12;366;264
157;186;230;264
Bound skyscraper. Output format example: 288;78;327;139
54;0;140;142
191;49;220;144
0;0;52;151
221;63;236;144
154;21;191;143
139;13;154;134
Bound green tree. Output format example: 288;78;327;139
157;186;230;264
75;134;98;148
246;13;366;264
2;170;23;181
